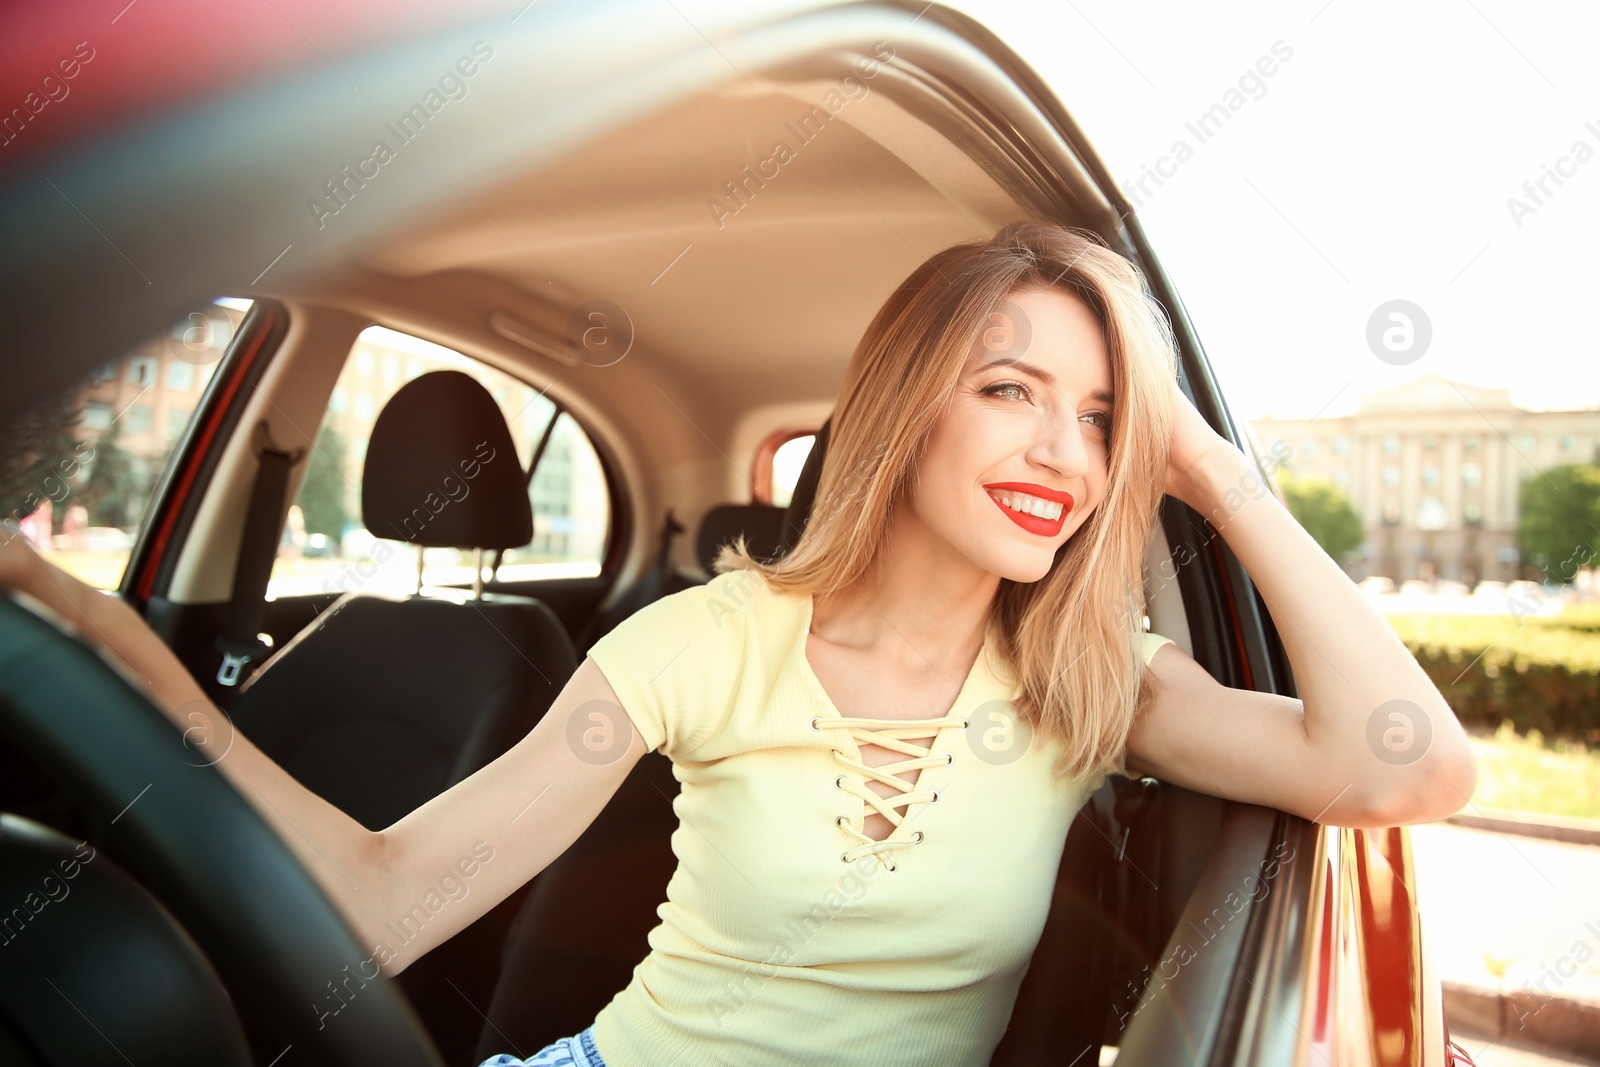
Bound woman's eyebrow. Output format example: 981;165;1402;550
977;357;1056;386
972;357;1115;406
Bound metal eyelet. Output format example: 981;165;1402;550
911;831;924;843
835;815;847;828
885;861;897;872
840;852;851;863
960;718;970;729
809;716;821;731
834;775;846;789
943;751;953;766
929;789;940;803
830;749;842;758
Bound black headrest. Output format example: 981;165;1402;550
361;370;533;550
695;503;787;571
776;415;831;558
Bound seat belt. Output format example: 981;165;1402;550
211;425;298;695
637;507;686;605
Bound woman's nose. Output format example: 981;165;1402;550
1027;412;1091;482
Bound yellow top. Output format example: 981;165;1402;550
585;568;1174;1067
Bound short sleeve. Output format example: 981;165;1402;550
1140;631;1174;666
1095;631;1176;785
585;569;754;759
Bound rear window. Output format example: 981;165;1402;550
266;325;611;598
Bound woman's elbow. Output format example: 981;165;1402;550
1361;733;1478;827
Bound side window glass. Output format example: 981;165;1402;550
2;299;250;590
770;434;815;508
496;412;610;580
266;326;609;597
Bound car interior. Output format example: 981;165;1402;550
0;7;1313;1065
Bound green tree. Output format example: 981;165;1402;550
1279;472;1364;566
1;387;85;531
81;421;141;529
297;423;350;539
1518;464;1600;583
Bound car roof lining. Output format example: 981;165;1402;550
156;26;1163;615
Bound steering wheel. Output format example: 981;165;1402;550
0;593;446;1066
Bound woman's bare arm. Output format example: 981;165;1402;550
0;534;650;973
1127;436;1476;827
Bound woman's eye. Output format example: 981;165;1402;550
982;381;1032;402
1081;411;1112;437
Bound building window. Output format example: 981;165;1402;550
1300;438;1315;457
1333;469;1349;489
1464;435;1479;451
128;357;157;387
1560;434;1574;453
329;386;347;415
357;348;374;376
166;360;194;391
1334;436;1350;455
1383;464;1401;488
124;404;153;433
382;353;399;383
83;400;113;430
1382;497;1401;525
1515;433;1535;452
1422;464;1439;488
1463;462;1481;488
88;362;116;386
1423;434;1438;450
1383;434;1400;455
1464;501;1482;525
165;407;189;439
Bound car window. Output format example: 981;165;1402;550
3;299;251;590
265;325;610;598
770;434;814;508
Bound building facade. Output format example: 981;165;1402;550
1252;376;1600;585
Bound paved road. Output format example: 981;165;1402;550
1451;1028;1600;1067
1410;822;1600;1002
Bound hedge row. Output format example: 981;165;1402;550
1385;610;1600;741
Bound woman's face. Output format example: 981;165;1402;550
906;285;1115;584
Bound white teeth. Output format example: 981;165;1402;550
989;490;1064;520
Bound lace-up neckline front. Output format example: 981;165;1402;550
799;595;989;873
810;713;968;870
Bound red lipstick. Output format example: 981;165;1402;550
982;482;1074;537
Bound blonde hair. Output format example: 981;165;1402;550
715;220;1178;781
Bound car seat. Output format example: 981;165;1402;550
229;369;578;1062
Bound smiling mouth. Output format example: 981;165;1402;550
983;484;1073;537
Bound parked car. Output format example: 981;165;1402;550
0;3;1476;1065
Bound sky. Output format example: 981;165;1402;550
939;0;1599;421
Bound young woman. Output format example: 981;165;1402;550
0;220;1475;1067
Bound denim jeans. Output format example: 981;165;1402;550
478;1024;605;1067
